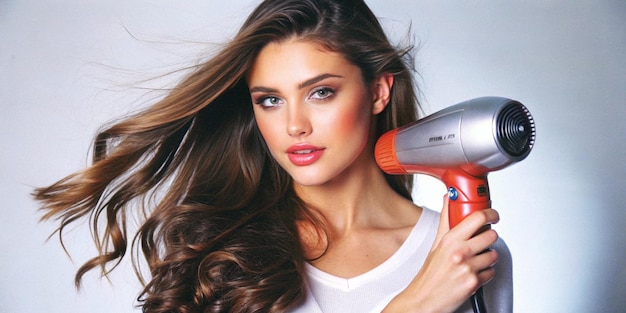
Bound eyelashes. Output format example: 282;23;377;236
309;87;335;101
254;95;283;108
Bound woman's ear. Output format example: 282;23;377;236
372;73;394;115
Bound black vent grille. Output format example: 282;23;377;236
496;102;536;157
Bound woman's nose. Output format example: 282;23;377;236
286;105;312;137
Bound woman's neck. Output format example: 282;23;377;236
294;156;423;278
294;157;410;235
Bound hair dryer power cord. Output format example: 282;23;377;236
471;286;487;313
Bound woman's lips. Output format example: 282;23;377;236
287;144;325;166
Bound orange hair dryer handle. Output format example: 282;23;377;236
442;170;491;228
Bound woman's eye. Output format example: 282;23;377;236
256;96;283;108
309;87;335;100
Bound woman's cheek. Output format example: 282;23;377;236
330;102;371;141
256;119;280;150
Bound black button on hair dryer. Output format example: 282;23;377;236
375;96;536;228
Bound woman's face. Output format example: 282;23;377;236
248;39;389;187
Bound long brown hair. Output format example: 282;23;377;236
33;0;420;312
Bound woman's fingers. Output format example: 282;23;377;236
476;250;498;284
447;246;499;292
433;194;451;248
470;248;499;272
467;228;499;255
470;248;499;287
451;208;500;240
446;230;498;269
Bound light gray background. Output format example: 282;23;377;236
1;1;625;312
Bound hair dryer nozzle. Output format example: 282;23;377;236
374;129;407;174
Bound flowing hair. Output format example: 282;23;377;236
33;0;420;312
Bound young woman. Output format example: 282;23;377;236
34;0;512;312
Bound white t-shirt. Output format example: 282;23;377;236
289;208;513;313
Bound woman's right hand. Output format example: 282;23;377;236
383;196;500;313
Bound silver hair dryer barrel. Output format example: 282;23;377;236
376;97;535;177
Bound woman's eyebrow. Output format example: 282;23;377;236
249;86;277;93
298;73;342;89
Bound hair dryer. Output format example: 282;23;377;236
375;96;535;228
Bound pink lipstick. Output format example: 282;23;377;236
287;144;324;166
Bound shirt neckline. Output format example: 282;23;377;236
304;208;437;291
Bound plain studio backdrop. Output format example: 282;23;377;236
1;1;624;312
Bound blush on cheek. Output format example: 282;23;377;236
335;117;358;136
331;104;372;142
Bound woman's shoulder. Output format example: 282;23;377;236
420;206;440;219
